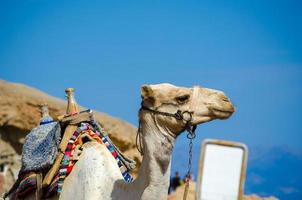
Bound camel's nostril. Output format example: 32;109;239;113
222;98;229;102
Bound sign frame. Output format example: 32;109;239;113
196;139;248;200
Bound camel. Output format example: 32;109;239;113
59;83;235;200
7;83;234;200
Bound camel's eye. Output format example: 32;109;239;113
176;95;190;104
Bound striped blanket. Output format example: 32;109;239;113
57;122;133;193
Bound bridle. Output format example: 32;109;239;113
136;105;197;156
141;106;194;125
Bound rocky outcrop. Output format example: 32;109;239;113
0;80;141;195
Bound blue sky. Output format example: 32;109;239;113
1;0;302;198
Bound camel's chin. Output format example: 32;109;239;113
192;110;234;125
212;109;234;119
192;116;213;125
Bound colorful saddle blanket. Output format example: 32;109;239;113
56;122;134;193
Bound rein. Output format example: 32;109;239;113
135;105;197;200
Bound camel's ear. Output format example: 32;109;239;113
141;85;154;99
141;85;155;107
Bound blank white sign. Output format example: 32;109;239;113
198;143;245;200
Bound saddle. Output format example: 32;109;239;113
4;110;135;200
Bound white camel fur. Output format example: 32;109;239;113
59;83;235;200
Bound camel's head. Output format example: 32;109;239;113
140;83;235;135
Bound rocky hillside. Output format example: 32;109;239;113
0;80;141;195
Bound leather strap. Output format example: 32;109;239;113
36;173;43;200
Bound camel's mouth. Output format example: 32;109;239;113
211;107;235;119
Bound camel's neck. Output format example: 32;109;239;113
132;113;176;199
